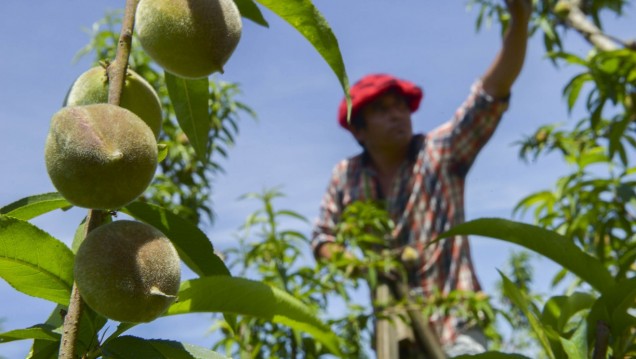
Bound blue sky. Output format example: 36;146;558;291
0;1;634;357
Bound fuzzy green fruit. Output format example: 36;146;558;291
45;104;157;210
74;220;181;323
136;0;242;78
64;66;163;138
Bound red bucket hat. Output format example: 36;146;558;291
338;74;423;130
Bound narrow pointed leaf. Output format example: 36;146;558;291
165;276;343;356
0;325;60;344
454;352;531;358
233;0;269;27
438;218;615;294
0;193;70;221
122;201;229;277
499;272;555;357
103;336;230;359
541;292;595;334
254;0;350;119
165;72;210;159
0;215;74;305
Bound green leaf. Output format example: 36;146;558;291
541;292;595;334
157;143;169;163
233;0;269;27
27;340;59;359
563;73;592;113
602;277;636;335
122;201;229;277
253;0;350;120
0;325;60;344
438;218;615;294
549;52;588;66
499;272;555;357
454;351;532;358
0;215;74;305
103;336;230;359
0;193;70;221
165;72;210;159
165;276;343;356
577;146;608;169
559;320;588;359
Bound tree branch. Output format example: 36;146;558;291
59;210;109;359
561;0;618;51
58;1;140;358
108;0;140;104
592;320;610;359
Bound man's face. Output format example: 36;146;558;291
353;91;413;152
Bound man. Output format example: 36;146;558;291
311;0;532;356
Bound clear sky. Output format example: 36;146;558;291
0;1;634;357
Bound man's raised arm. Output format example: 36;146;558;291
481;0;532;98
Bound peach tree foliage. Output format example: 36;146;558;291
447;1;636;358
0;0;350;358
208;190;500;359
75;9;255;227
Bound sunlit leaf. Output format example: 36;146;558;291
541;292;595;334
253;0;350;120
454;352;531;359
559;323;588;359
438;218;615;294
577;146;608;169
499;271;555;357
122;201;229;277
0;325;60;344
0;193;70;221
233;0;269;27
549;52;588;66
157;143;169;162
103;336;230;359
165;276;343;356
0;215;74;305
165;72;210;160
563;73;592;112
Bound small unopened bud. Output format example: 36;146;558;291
554;0;572;18
400;246;420;265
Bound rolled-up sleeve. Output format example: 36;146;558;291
311;162;346;258
428;80;510;176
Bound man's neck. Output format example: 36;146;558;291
365;145;408;177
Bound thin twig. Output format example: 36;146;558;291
58;1;140;357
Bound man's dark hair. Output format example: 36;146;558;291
350;113;366;131
350;113;366;147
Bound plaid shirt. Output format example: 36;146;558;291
312;81;509;345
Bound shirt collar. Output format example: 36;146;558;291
361;134;423;168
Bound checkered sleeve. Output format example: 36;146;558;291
429;80;509;175
311;161;347;258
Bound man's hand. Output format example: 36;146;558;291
506;0;533;24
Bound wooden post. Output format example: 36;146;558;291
374;282;399;359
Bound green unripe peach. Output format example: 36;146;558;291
136;0;242;78
45;104;158;210
64;66;163;138
74;220;181;323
